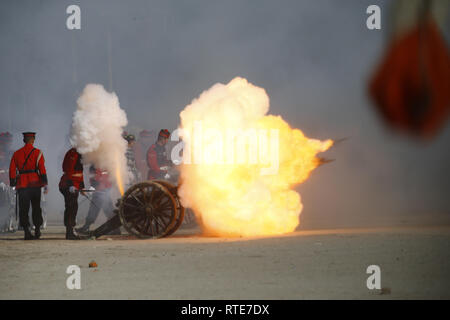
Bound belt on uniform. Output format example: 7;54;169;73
19;170;37;174
65;172;83;178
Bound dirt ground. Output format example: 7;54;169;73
1;223;449;299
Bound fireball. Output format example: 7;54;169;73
114;149;125;196
177;77;332;237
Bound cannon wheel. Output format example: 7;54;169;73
153;180;185;236
118;181;178;238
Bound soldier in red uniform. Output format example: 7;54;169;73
76;165;120;235
9;132;48;240
147;129;171;180
59;148;85;240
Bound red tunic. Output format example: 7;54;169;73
89;166;112;191
146;143;170;179
9;143;47;189
59;148;85;190
146;144;160;179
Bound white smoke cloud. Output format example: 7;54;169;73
70;83;129;192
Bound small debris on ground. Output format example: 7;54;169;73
89;261;98;268
379;287;391;295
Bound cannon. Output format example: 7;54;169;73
91;180;185;239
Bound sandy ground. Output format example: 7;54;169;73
1;223;449;300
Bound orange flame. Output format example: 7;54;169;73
178;77;333;237
114;150;125;196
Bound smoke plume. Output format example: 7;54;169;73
70;84;129;194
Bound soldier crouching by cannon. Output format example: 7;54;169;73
75;165;121;236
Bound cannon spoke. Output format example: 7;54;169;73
130;193;145;207
152;218;159;236
145;216;156;236
158;207;173;221
158;215;169;231
123;201;143;212
158;206;174;216
153;208;170;222
139;212;165;237
144;216;153;235
142;216;151;234
131;217;145;234
133;215;144;233
154;194;173;211
155;214;167;227
157;215;171;230
140;187;150;204
153;190;166;206
158;199;172;212
134;214;146;226
158;200;174;215
126;212;144;223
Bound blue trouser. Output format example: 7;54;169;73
84;190;115;226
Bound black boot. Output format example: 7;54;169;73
66;227;80;240
75;224;90;235
34;227;41;239
24;227;34;240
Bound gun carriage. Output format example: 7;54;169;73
92;180;185;239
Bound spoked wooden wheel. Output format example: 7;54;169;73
118;181;178;238
153;180;185;236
